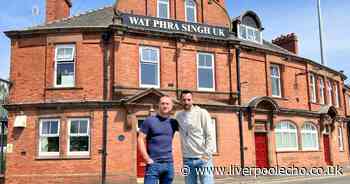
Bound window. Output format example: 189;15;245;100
139;47;160;88
55;44;75;87
275;121;298;151
327;81;333;105
197;53;215;91
185;0;197;22
68;118;90;155
39;119;60;156
238;24;262;43
319;78;325;104
212;118;218;154
157;0;169;19
338;127;344;151
301;123;319;151
310;74;317;103
270;64;282;97
334;83;340;108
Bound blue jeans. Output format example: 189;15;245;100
183;158;214;184
144;162;174;184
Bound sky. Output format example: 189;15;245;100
0;0;349;82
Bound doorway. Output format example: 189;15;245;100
323;134;332;165
137;119;146;178
255;133;269;168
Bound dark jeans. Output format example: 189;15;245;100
144;162;174;184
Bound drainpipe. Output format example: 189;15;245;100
174;0;177;19
175;39;180;99
235;46;245;168
227;45;233;103
201;0;204;23
145;0;148;16
101;31;111;184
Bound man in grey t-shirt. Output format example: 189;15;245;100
176;90;215;184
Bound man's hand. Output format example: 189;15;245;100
201;155;210;161
146;158;154;165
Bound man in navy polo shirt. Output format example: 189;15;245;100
138;95;178;184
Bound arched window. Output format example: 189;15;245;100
301;122;319;150
238;12;263;44
275;121;298;151
185;0;197;23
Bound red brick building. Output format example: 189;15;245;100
3;0;350;183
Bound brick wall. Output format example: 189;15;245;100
116;0;230;27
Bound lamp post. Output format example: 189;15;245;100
317;0;326;66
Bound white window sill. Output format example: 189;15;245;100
198;88;215;92
140;85;160;89
276;148;299;152
67;152;90;156
301;148;320;152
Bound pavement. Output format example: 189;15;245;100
171;165;350;184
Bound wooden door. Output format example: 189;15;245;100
255;133;269;168
323;135;332;165
137;119;146;178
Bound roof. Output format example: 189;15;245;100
17;6;114;31
3;6;346;80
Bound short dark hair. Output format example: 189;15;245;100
181;90;193;97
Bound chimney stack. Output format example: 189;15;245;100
46;0;72;23
272;33;299;55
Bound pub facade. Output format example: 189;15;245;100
3;0;350;183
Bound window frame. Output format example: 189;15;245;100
301;122;319;151
275;121;298;152
54;44;76;88
338;126;344;151
139;46;160;88
270;64;282;98
310;74;317;103
38;119;60;157
197;52;215;91
157;0;170;19
67;118;91;156
327;80;333;105
237;24;263;44
185;0;197;23
319;77;325;104
334;82;340;108
211;118;218;154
